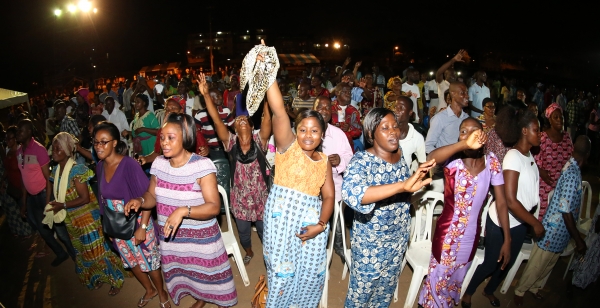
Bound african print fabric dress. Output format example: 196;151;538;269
342;151;412;307
151;154;237;307
50;164;126;289
263;140;328;308
418;153;503;308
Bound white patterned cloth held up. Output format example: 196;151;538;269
239;44;280;116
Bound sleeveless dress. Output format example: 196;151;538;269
151;154;237;307
263;140;328;308
418;153;503;308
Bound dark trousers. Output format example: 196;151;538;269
26;189;76;259
234;218;264;249
465;215;527;295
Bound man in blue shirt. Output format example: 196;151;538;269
514;135;590;306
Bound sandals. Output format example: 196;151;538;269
243;255;253;265
160;300;171;308
108;286;120;296
529;291;544;300
93;281;104;290
137;293;157;308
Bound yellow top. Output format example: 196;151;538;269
274;140;328;196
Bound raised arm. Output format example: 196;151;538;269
436;49;465;83
426;129;487;165
197;73;230;144
258;100;272;149
266;81;295;150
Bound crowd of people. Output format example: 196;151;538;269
1;44;600;308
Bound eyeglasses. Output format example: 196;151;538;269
93;139;114;147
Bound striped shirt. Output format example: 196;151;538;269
193;107;234;149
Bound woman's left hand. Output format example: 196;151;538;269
295;224;324;242
46;200;64;214
163;207;185;238
498;242;511;270
134;227;146;245
134;127;145;135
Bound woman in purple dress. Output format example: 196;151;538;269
418;118;511;308
124;111;237;308
94;122;169;308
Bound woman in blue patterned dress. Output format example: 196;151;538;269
342;107;435;307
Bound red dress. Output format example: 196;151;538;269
330;101;362;152
534;131;573;221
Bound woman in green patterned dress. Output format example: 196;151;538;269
47;132;126;296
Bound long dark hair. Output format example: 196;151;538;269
495;106;538;145
92;122;128;156
295;109;327;152
164;112;196;153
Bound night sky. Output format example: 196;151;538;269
1;0;599;94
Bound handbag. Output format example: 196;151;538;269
99;163;139;240
251;275;268;308
102;198;138;240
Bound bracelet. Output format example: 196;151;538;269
138;197;145;205
63;202;67;209
318;220;327;231
187;205;191;218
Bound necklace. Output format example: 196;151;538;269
170;151;191;168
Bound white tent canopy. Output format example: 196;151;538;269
0;88;29;109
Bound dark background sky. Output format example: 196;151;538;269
1;0;599;93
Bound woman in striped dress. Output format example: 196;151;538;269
48;132;125;295
125;112;237;308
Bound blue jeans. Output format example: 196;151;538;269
464;214;527;295
26;189;76;259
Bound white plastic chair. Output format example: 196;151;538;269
563;183;597;279
322;200;351;307
499;198;542;294
217;185;250;286
460;194;495;297
393;191;444;307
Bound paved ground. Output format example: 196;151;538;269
1;168;600;308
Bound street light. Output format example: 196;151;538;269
93;8;97;13
394;46;399;50
324;43;329;47
333;42;340;49
67;4;77;13
54;9;62;16
78;0;91;12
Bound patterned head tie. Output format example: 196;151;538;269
239;44;280;116
545;102;562;119
386;76;402;89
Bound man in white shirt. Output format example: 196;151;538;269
434;50;464;115
402;68;422;123
101;97;129;143
393;96;426;174
427;78;439;116
177;79;200;117
122;80;135;118
468;70;490;117
313;95;353;263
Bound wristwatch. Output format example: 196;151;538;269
141;223;149;230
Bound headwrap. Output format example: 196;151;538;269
166;95;185;110
545;102;562;119
387;76;402;89
239;44;280;116
76;88;90;104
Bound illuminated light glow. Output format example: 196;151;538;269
429;71;434;75
67;4;77;13
217;31;222;34
458;72;462;75
187;51;190;54
394;46;399;50
78;0;92;12
334;42;341;49
325;44;329;47
93;8;97;13
54;9;62;16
